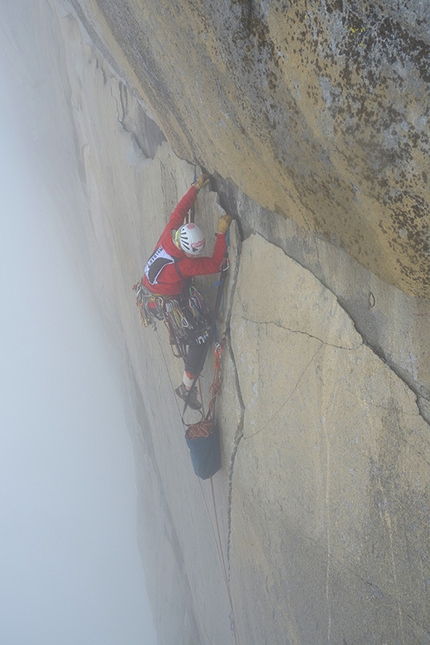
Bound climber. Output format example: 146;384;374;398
142;173;232;410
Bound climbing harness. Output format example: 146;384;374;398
132;280;211;359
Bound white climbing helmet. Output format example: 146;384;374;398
176;223;206;255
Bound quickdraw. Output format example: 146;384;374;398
132;281;164;329
210;334;226;404
188;284;211;323
132;280;211;359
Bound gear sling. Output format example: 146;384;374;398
136;250;212;367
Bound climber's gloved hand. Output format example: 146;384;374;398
194;173;210;192
217;214;233;234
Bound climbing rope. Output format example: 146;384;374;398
186;334;241;644
151;183;237;639
209;478;241;644
184;334;226;438
154;309;240;644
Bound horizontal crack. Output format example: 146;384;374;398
241;315;363;351
236;235;430;427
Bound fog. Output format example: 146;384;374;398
0;65;157;645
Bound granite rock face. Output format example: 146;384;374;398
225;234;430;644
74;0;430;297
8;1;430;644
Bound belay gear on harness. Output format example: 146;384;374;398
164;283;211;358
132;280;212;359
133;281;164;328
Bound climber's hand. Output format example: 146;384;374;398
194;173;210;191
217;214;233;234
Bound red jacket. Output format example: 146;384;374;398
142;186;227;296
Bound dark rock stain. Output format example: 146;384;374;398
87;0;430;297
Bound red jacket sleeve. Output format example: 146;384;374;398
176;233;227;277
164;186;198;233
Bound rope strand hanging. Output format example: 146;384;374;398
185;334;226;440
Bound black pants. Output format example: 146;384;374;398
184;332;209;378
175;284;211;378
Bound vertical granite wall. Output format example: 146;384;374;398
73;0;430;297
12;1;429;643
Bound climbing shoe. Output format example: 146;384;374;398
175;383;202;410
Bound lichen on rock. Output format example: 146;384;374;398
74;0;430;296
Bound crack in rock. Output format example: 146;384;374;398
225;340;245;580
240;315;363;351
245;344;324;441
276;243;430;427
214;176;429;426
220;226;246;579
234;231;430;428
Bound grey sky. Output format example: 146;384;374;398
0;24;157;645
